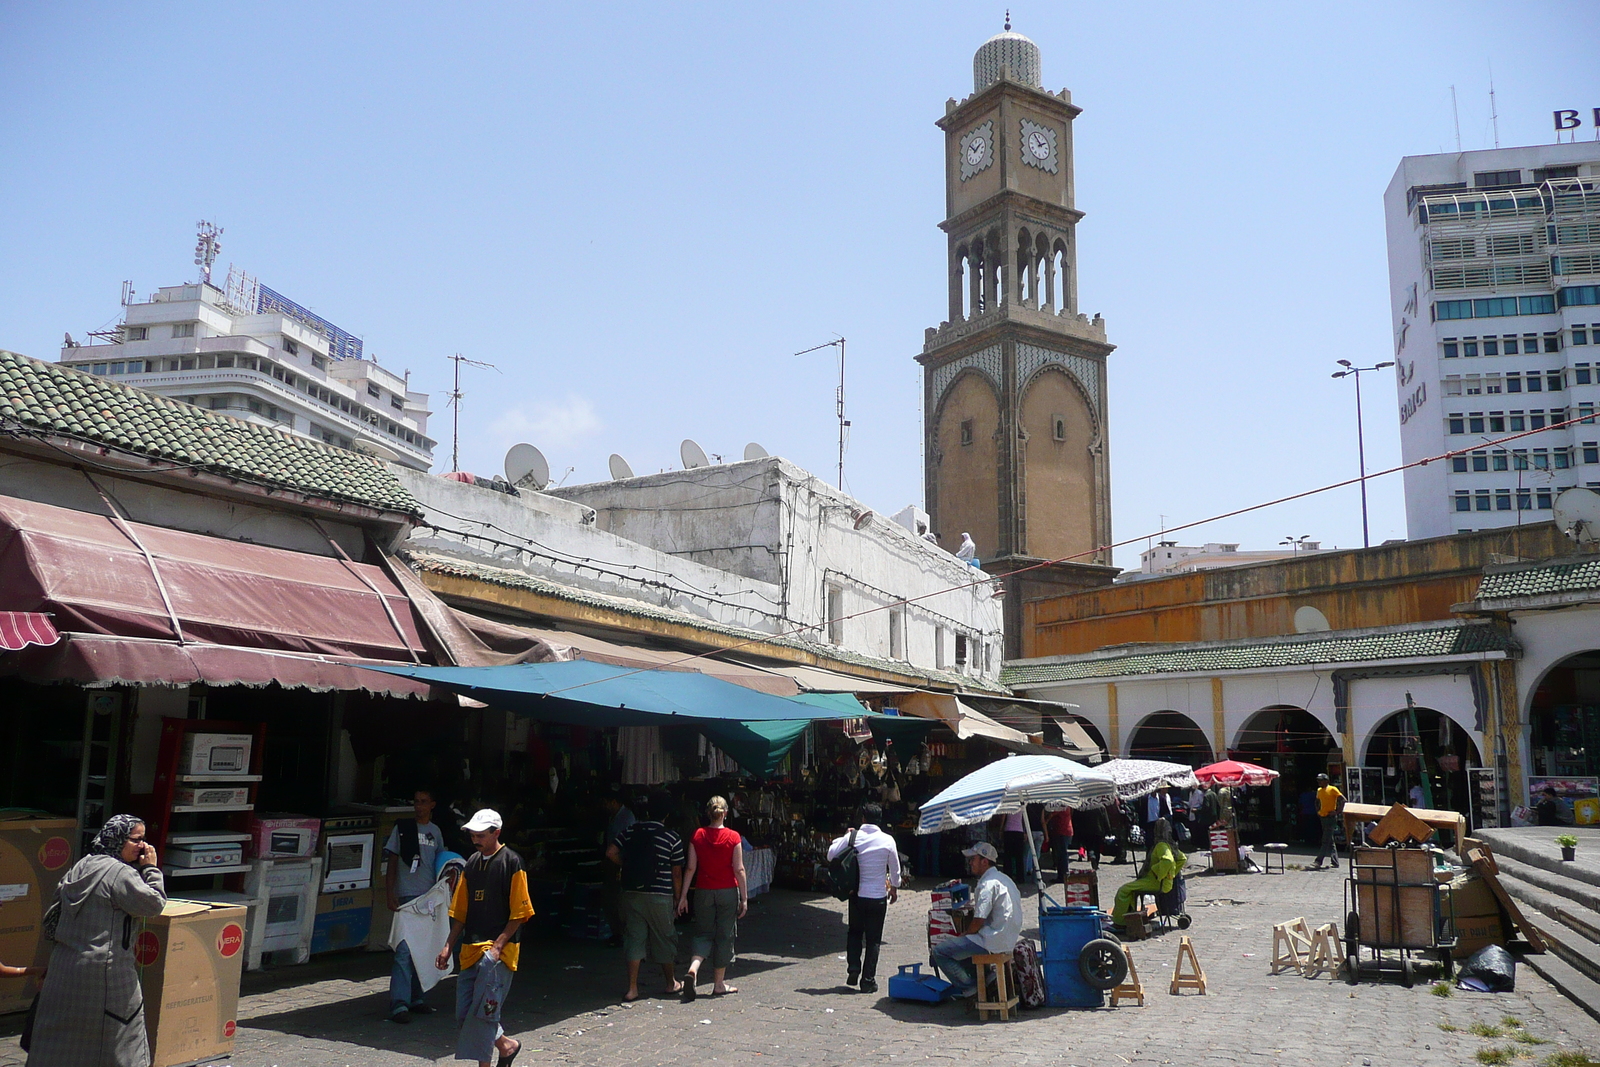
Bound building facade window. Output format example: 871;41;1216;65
1454;491;1472;512
171;323;195;338
126;327;147;341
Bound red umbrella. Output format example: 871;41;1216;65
1194;759;1281;787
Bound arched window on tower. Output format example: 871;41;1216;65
1036;233;1052;311
1052;242;1070;314
1016;230;1032;306
957;245;972;320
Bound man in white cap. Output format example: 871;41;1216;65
930;842;1021;998
436;809;532;1067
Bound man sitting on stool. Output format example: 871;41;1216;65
931;842;1021;998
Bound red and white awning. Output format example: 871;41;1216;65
0;611;60;651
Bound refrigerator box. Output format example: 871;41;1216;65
167;842;245;869
311;888;373;954
0;814;77;1015
174;786;251;809
135;900;248;1067
179;733;254;776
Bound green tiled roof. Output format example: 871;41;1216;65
1474;557;1600;601
0;350;419;515
409;550;1010;695
1001;623;1512;685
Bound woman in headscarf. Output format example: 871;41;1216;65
27;814;167;1067
1110;818;1186;928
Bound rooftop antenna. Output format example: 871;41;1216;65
795;336;848;487
1450;86;1461;152
1004;9;1011;31
193;221;222;286
1488;63;1500;148
120;280;136;307
445;353;499;472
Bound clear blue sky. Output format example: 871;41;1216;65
2;3;1596;568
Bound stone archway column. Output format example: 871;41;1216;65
1107;682;1120;755
1211;678;1226;759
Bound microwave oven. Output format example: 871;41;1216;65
321;831;375;893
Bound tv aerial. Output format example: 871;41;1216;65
744;442;769;461
608;453;635;480
504;443;551;491
1552;487;1600;545
680;439;710;470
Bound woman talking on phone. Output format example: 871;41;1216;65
26;814;167;1067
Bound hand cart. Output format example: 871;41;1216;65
1342;845;1456;987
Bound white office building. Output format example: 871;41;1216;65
1386;143;1600;539
59;277;435;470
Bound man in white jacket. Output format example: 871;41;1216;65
827;803;901;995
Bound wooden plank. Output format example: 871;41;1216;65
1466;846;1546;954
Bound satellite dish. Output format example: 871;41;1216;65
1553;487;1600;545
608;453;635;480
352;439;400;463
680;439;710;469
504;443;550;490
744;442;769;461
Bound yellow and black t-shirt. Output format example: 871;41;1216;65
450;843;535;971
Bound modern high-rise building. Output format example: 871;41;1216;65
917;23;1118;656
59;273;435;470
1385;143;1600;538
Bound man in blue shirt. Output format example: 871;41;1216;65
385;789;447;1023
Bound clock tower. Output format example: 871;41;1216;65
918;24;1118;657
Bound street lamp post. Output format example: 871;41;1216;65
1280;534;1311;556
1332;359;1395;549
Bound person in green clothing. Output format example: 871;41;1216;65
1111;819;1185;927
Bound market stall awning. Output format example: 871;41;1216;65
1053;719;1105;763
504;625;802;695
916;754;1118;833
0;492;433;693
360;660;874;728
895;691;1035;747
0;611;59;651
732;661;914;695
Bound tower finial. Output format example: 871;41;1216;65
1004;9;1011;31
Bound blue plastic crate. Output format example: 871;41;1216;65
888;963;953;1003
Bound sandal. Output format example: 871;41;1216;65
681;981;697;1003
497;1039;521;1067
711;985;738;996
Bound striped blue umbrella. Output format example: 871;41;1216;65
915;754;1117;834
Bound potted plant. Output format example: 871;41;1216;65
1557;833;1579;862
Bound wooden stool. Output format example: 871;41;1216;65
1260;843;1288;874
1270;917;1315;975
1109;944;1145;1007
971;953;1019;1021
1170;935;1207;995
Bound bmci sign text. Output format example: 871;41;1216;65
1554;108;1600;131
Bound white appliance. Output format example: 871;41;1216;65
320;832;375;893
167;841;244;868
244;857;321;963
174;786;251;809
181;733;254;775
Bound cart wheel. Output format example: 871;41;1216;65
1344;911;1359;959
1440;953;1455;980
1345;954;1359;985
1402;958;1415;988
1079;938;1128;991
1177;913;1192;929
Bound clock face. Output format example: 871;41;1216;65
1018;118;1058;174
959;120;994;181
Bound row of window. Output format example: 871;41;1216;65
1441;332;1562;357
1448;410;1573;434
1435;295;1557;320
1454;487;1560;512
1449;446;1590;473
1442;370;1570;396
826;583;991;674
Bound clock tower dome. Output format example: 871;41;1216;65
918;23;1118;657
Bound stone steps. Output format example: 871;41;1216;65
1465;829;1600;1022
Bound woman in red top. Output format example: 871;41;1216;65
676;795;747;1001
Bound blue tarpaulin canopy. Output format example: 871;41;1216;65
360;660;871;728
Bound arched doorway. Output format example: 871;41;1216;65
1528;651;1600;781
1231;706;1339;846
1127;711;1212;767
1363;706;1481;817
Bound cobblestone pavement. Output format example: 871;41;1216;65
4;847;1598;1066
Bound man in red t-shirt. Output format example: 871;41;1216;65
676;795;747;1000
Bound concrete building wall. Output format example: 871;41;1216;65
546;457;1004;680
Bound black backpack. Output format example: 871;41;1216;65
826;829;860;901
620;825;662;891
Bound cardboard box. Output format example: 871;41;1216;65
1452;911;1506;958
0;814;77;1015
310;888;373;954
174;786;251;809
180;733;253;776
1446;874;1501;918
135;900;247;1067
